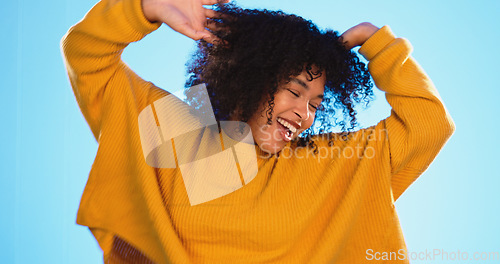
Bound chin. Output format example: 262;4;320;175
250;123;292;156
256;141;287;156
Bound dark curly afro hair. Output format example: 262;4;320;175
185;3;373;148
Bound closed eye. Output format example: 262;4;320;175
287;89;299;97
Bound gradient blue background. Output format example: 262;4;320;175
1;0;499;263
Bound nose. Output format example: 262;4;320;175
294;100;311;121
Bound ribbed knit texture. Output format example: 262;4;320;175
61;0;455;263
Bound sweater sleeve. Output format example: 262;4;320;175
61;0;162;141
359;26;455;201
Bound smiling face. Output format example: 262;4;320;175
246;68;326;154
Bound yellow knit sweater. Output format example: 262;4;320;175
61;0;455;263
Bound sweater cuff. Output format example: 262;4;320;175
123;0;162;36
358;25;396;61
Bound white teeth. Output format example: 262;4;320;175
277;117;297;133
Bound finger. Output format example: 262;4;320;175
199;29;230;47
205;19;225;32
339;31;354;50
202;0;230;6
172;23;208;41
204;8;234;23
201;30;223;45
204;8;222;19
205;19;217;31
179;25;222;45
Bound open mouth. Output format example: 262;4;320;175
277;117;298;142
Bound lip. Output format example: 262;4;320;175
277;117;301;130
277;121;293;142
275;116;301;142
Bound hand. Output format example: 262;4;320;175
340;22;379;50
141;0;229;44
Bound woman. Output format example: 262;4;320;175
61;0;455;263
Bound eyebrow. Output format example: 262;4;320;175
291;78;324;99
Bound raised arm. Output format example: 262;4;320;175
344;23;455;201
61;0;223;140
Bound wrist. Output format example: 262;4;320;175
141;0;158;23
356;22;379;47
